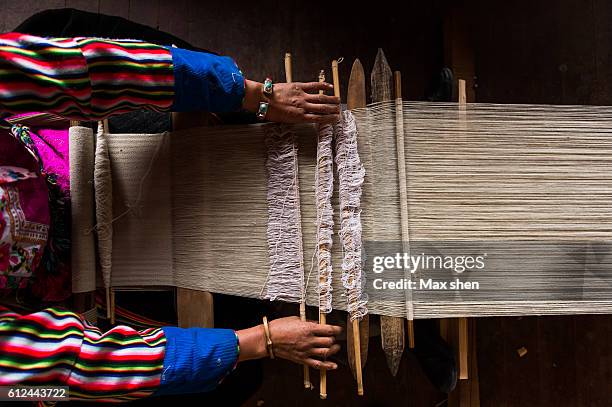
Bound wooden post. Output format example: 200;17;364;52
345;58;367;396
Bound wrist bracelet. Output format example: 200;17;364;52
256;101;269;121
262;316;275;359
263;77;274;96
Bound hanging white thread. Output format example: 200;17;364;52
315;123;335;313
262;125;305;303
335;110;367;321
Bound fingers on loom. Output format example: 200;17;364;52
312;323;343;337
300;82;334;93
310;336;335;347
305;358;338;370
309;344;341;358
304;102;340;115
304;93;341;104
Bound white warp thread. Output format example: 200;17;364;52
102;101;612;319
335;111;367;321
316;123;334;313
262;125;305;302
94;122;113;289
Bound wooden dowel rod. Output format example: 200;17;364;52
332;60;341;99
317;68;327;398
300;303;312;390
457;78;469;380
407;318;415;349
394;70;415;349
285;51;311;390
393;71;402;100
285;53;293;83
458;78;467;107
319;312;328;399
458;316;469;380
105;287;111;319
110;289;116;325
352;319;364;395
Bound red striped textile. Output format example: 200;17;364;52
0;305;166;402
0;33;174;121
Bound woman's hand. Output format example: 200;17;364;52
237;316;342;370
243;79;340;124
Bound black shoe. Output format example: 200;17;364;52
413;319;458;393
427;67;454;102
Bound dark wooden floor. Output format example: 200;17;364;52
2;0;612;405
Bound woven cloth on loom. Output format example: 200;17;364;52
74;101;612;318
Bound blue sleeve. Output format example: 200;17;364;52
167;46;245;113
155;327;240;396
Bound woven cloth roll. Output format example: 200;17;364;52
69;126;96;293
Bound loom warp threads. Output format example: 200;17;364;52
84;101;612;319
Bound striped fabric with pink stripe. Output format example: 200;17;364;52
0;305;166;401
0;33;174;121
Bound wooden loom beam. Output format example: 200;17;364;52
345;58;367;396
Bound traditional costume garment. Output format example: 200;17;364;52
0;33;246;400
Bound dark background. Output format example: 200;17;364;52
2;0;611;406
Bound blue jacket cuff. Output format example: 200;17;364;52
168;46;245;113
155;327;239;396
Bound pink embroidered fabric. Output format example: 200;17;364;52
0;124;71;300
0;161;50;291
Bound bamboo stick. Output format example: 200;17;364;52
318;67;329;399
285;52;312;391
457;78;469;380
319;312;328;398
284;53;293;84
343;59;366;396
392;71;415;350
